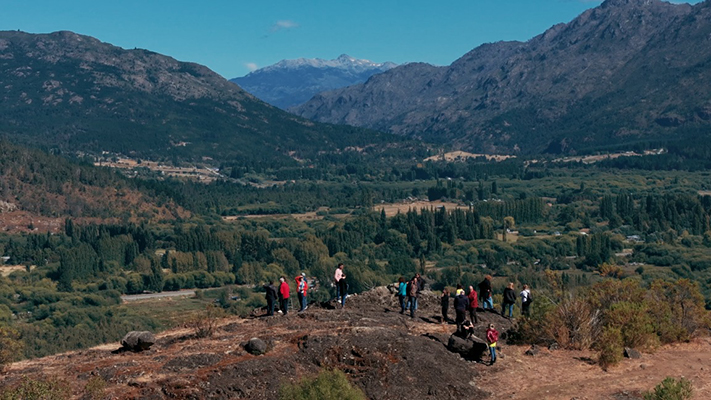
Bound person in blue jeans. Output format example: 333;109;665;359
486;323;499;365
501;282;516;318
398;277;407;314
408;277;418;318
479;275;494;310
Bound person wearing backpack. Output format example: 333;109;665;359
520;284;532;317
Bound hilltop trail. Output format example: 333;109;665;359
2;287;709;399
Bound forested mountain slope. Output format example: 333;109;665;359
0;141;187;232
0;31;394;163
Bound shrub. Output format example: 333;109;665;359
545;295;600;350
83;376;107;400
597;326;623;370
643;377;693;400
186;304;224;338
278;369;366;400
0;375;71;400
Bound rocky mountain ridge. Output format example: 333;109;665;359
294;0;711;154
231;54;397;109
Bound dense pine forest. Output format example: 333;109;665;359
1;140;711;361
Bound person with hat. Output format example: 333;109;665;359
295;273;308;312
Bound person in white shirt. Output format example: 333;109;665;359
520;284;532;317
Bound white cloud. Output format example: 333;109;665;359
270;20;299;33
245;62;259;72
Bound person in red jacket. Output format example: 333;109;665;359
467;285;479;324
278;276;290;315
295;273;308;312
486;323;499;365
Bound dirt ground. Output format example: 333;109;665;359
374;201;466;218
2;287;709;399
476;337;711;400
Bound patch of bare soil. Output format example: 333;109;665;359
374;201;466;218
476;337;711;400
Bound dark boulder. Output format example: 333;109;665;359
447;334;488;361
244;338;268;355
119;331;156;352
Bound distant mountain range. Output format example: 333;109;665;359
294;0;711;155
0;31;392;164
231;55;397;109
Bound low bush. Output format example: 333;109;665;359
278;369;366;400
643;377;693;400
0;375;71;400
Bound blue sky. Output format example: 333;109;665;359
0;0;702;79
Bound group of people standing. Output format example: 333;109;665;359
396;273;425;317
263;273;309;316
445;276;533;333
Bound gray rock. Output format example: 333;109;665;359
624;347;641;359
524;345;540;356
548;342;559;351
120;331;156;352
244;337;268;355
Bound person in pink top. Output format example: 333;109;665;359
334;263;344;299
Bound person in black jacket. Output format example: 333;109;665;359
479;275;493;311
441;288;450;324
453;287;470;334
263;281;278;316
501;282;517;318
338;274;348;308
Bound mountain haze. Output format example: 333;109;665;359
231;54;397;109
0;31;391;163
294;0;711;154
